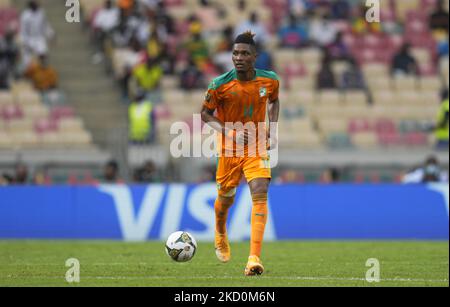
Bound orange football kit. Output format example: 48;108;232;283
203;69;280;197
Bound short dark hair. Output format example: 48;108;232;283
234;31;256;46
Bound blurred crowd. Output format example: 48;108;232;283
0;1;61;100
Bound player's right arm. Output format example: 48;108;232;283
200;105;226;135
200;90;251;145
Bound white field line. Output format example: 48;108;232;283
1;275;448;283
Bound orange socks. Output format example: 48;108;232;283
215;197;234;235
250;193;268;257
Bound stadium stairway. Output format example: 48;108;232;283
13;0;128;149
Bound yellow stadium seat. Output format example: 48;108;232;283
344;91;368;107
352;132;378;149
393;76;419;92
317;90;343;106
420;77;443;92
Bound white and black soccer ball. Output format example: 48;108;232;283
165;231;198;262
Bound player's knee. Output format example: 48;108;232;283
219;195;235;206
249;179;270;195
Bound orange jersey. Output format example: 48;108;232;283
203;69;280;157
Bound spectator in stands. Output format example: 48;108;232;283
340;58;367;91
331;0;350;20
128;88;155;144
25;54;58;92
196;0;222;36
14;163;29;184
0;174;14;186
278;13;309;48
288;0;313;18
328;32;350;61
146;22;164;59
255;41;273;71
390;43;419;76
316;53;337;90
213;26;234;73
182;20;210;71
402;155;448;183
0;27;19;89
234;11;269;45
139;0;160;11
321;167;342;183
33;169;50;185
118;0;135;15
433;89;449;150
92;0;120;63
429;0;449;34
180;57;206;90
111;18;134;48
102;160;122;183
118;37;146;101
133;160;159;183
19;0;54;69
428;0;449;59
131;56;163;103
309;13;337;48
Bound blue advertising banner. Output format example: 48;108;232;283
0;184;448;240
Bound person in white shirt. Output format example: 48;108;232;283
309;13;337;47
402;156;449;184
19;1;54;68
93;0;119;34
234;12;269;45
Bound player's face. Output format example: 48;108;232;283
232;44;256;73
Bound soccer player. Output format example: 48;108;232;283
200;31;280;276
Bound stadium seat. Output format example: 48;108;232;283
22;105;49;120
318;119;348;135
393;76;418;92
7;118;34;133
50;106;75;121
343;91;368;107
327;133;353;149
419;76;444;92
352;132;378;149
0;91;14;106
9;131;39;148
0;131;12;148
289;77;315;91
375;118;397;134
15;91;42;106
1;104;23;120
378;131;403;147
403;132;429;146
317;90;343;106
348;118;373;134
58;118;85;132
34;118;58;134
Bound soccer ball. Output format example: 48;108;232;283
165;231;197;262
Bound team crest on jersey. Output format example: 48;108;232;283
259;87;267;97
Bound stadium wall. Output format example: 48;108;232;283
0;184;448;241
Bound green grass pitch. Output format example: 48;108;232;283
0;241;448;287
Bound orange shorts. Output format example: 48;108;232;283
216;156;271;197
